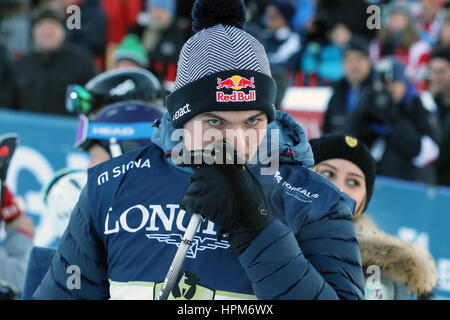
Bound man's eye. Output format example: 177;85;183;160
246;118;260;125
208;119;223;126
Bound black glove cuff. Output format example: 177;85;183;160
228;206;273;254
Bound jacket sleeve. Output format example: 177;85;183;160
322;84;349;135
239;198;365;300
322;93;339;135
388;98;439;160
32;186;109;300
0;227;33;293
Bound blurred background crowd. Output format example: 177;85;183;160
0;0;450;300
0;0;449;187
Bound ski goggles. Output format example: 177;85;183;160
75;114;156;151
66;85;94;115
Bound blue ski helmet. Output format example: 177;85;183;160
75;101;163;155
66;68;166;115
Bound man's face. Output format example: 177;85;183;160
330;24;351;47
429;58;450;94
343;51;371;86
388;11;409;32
421;0;440;23
387;81;407;103
440;21;450;46
88;144;111;168
33;18;65;52
116;59;141;69
183;110;268;163
265;6;287;32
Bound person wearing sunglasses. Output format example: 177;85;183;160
20;86;164;299
68;67;166;167
38;69;165;242
309;134;438;300
42;99;163;242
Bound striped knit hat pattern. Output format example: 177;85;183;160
166;0;277;128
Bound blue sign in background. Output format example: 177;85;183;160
367;177;450;300
1;108;449;299
0;109;89;247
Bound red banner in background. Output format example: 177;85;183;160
281;87;332;140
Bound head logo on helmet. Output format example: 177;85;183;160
75;102;164;156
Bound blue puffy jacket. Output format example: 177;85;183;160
33;110;365;300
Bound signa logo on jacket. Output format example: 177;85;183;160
97;158;151;185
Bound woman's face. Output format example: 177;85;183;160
314;159;367;219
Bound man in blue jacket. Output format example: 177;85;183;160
33;0;364;300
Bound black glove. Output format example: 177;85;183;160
180;145;273;254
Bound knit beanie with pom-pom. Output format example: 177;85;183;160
166;0;277;128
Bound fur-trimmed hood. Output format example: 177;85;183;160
354;215;438;297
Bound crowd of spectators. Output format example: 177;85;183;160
0;0;449;186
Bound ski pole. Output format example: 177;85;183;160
157;213;203;300
158;142;236;300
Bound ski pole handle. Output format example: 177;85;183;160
157;213;203;300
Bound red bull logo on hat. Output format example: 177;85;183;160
216;75;256;103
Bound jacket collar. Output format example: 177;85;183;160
261;110;314;167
